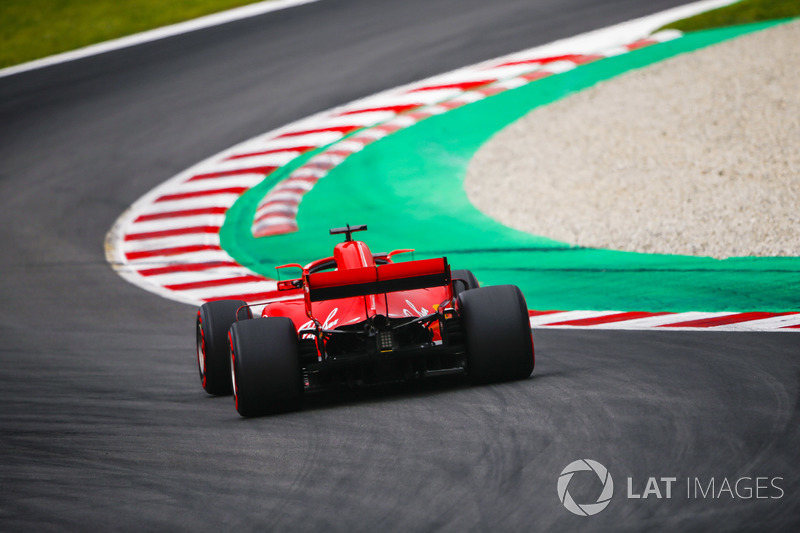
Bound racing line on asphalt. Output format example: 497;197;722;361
3;0;799;530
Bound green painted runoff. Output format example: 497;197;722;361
221;20;799;313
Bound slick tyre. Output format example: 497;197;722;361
196;299;250;395
230;317;302;417
452;269;479;297
458;285;534;385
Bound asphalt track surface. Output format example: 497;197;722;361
1;0;798;530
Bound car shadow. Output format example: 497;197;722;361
299;374;472;413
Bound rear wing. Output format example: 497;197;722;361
306;257;450;302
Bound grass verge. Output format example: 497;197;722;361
660;0;800;32
0;0;271;69
5;0;798;71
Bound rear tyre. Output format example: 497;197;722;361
452;269;479;297
457;285;534;385
230;317;302;417
196;300;249;395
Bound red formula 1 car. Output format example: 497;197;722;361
196;225;534;416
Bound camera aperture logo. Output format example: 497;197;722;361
557;459;614;516
558;459;785;516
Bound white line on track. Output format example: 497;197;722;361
0;0;321;79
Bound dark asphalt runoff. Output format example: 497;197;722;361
1;0;798;530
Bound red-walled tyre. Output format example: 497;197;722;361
196;300;249;395
457;285;534;385
229;317;302;417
